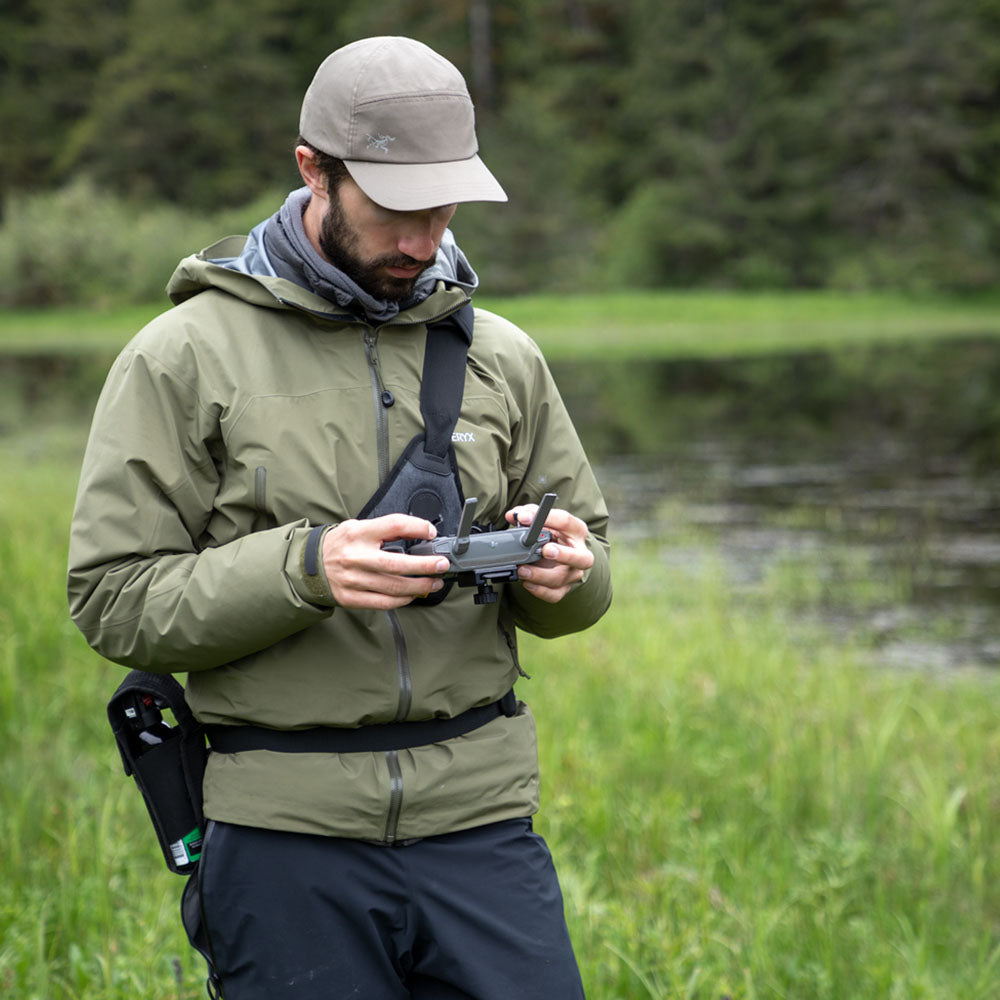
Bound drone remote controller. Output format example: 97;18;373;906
384;493;557;605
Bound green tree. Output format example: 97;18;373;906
0;0;127;205
458;0;634;291
601;0;840;288
62;0;313;208
825;0;1000;289
4;0;1000;293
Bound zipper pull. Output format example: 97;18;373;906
363;332;395;407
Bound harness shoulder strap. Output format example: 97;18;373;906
418;302;474;459
358;303;473;531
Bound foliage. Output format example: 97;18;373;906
58;0;306;208
0;0;129;196
0;180;286;307
2;0;1000;297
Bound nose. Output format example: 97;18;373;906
395;205;455;262
396;214;440;262
398;229;436;262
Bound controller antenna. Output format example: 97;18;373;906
522;493;557;549
453;498;478;556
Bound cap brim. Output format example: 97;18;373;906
344;154;507;211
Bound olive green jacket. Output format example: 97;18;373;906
68;236;612;844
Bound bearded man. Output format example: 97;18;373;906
69;36;611;1000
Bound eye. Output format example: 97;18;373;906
431;204;458;226
371;203;404;224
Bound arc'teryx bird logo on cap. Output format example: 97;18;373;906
366;133;396;154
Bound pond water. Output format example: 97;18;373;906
4;339;998;672
551;340;1000;673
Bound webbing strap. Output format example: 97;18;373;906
419;303;473;459
206;689;517;755
355;302;473;564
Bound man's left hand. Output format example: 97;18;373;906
504;504;595;603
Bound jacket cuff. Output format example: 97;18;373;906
284;524;338;608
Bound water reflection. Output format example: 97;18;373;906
551;343;1000;672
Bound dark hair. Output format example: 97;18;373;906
295;136;350;193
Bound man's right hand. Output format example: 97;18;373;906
321;514;450;609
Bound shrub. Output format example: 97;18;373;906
0;180;286;307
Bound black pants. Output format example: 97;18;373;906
184;818;586;999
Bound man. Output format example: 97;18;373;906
68;36;611;1000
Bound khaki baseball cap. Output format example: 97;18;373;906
299;36;507;211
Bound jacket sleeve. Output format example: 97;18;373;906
500;328;612;639
67;346;334;674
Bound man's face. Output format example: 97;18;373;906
319;176;457;301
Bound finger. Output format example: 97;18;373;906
325;520;444;571
331;570;446;608
341;544;452;590
518;562;584;589
335;588;436;611
505;505;539;527
536;541;595;571
377;550;451;578
517;577;572;604
356;513;439;543
506;505;588;541
539;508;589;539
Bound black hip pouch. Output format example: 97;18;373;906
107;670;208;875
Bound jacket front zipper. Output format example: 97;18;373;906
384;611;412;843
363;328;392;482
383;750;404;844
387;610;412;721
365;328;413;843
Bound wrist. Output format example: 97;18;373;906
286;524;338;607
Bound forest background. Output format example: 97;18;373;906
4;0;1000;304
4;2;1000;997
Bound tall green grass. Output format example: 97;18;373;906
526;551;1000;998
0;431;205;998
2;433;998;998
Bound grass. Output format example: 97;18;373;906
480;289;1000;360
528;551;1000;998
0;304;163;356
2;288;1000;359
2;429;998;998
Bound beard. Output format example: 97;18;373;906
318;195;435;302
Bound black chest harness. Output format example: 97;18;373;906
360;304;473;536
302;301;475;606
108;303;516;875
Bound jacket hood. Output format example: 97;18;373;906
167;187;478;325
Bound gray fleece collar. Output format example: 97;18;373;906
217;187;478;324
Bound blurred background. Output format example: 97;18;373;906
1;0;999;673
3;5;1000;995
3;0;1000;304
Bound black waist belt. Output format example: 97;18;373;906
206;690;518;755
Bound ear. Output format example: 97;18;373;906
296;145;329;203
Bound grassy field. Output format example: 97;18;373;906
2;288;1000;359
2;427;998;999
